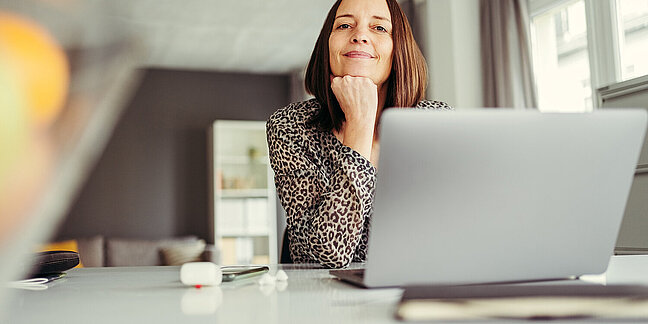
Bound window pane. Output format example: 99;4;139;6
531;0;592;112
617;0;648;80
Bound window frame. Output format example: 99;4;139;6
529;0;626;108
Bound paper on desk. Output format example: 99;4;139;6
6;278;49;290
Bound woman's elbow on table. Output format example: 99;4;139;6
319;255;354;269
311;240;356;269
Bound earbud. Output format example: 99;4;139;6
276;270;288;281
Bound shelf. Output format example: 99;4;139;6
217;189;270;198
210;119;278;265
213;120;268;131
217;155;269;165
219;232;270;237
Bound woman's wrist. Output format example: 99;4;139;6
342;121;375;160
345;112;376;127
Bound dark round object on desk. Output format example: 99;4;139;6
28;250;79;278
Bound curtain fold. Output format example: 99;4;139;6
481;0;538;108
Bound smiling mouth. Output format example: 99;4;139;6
343;51;374;59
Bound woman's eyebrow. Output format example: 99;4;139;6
334;14;392;23
372;15;391;23
335;14;355;20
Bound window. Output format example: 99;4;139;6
530;0;648;111
531;0;592;111
617;0;648;80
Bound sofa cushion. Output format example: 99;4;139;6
160;240;206;266
76;235;104;267
106;236;197;267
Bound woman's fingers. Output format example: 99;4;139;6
330;75;378;124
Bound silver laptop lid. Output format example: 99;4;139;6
365;109;647;287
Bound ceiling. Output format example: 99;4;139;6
110;0;337;74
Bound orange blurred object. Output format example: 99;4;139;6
0;11;70;128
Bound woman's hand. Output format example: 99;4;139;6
331;75;378;162
331;75;378;125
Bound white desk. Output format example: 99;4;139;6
6;256;648;324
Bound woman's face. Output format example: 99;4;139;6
328;0;393;87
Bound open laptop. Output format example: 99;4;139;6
331;108;647;288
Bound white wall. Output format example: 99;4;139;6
419;0;484;109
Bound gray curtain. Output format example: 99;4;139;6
481;0;538;108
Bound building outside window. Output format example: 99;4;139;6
530;0;648;112
531;0;592;111
617;0;648;80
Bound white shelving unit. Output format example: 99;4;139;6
208;120;277;265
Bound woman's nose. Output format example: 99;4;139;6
352;31;368;44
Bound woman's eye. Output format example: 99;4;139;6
337;23;351;29
376;25;387;32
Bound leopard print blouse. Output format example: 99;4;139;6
266;98;452;268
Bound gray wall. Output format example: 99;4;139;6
55;69;290;242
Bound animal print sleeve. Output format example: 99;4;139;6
266;106;374;269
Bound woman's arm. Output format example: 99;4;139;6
330;75;379;161
267;106;375;268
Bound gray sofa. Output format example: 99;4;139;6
74;235;217;267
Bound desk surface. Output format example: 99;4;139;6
5;256;648;324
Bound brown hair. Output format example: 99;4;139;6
305;0;427;132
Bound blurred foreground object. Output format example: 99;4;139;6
0;10;70;249
0;52;29;209
0;0;142;319
0;12;69;128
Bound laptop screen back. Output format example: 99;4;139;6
365;109;647;287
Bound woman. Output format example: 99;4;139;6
266;0;452;268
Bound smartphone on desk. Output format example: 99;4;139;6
221;266;269;282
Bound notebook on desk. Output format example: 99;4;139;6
395;283;648;321
330;108;647;288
